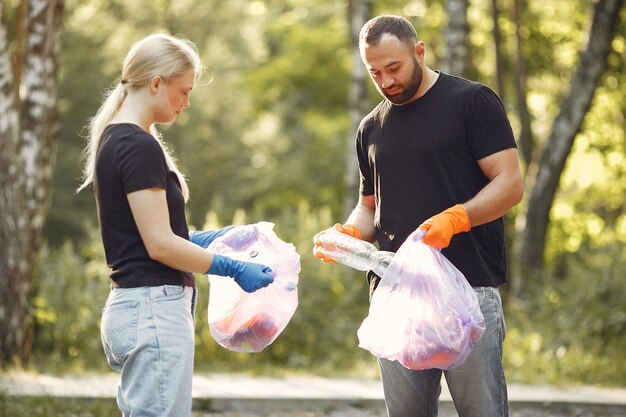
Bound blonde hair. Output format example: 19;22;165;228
77;33;202;200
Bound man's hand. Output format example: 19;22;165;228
419;204;471;248
313;223;362;262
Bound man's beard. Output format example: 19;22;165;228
383;57;423;105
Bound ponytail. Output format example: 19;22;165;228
77;82;128;194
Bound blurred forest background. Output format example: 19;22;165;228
0;0;625;387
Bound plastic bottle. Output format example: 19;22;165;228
316;228;394;277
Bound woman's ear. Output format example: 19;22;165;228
150;75;163;94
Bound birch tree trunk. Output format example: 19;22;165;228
344;0;372;217
442;0;469;76
0;0;64;365
516;0;624;281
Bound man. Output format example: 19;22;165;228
313;15;523;417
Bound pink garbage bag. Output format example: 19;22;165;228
357;229;485;370
207;222;300;352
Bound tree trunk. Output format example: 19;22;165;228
0;0;64;365
516;0;624;281
344;0;372;217
490;0;506;100
508;0;535;298
510;0;533;170
442;0;469;77
12;0;28;91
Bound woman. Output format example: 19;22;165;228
78;33;273;416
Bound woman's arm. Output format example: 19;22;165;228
126;188;274;292
127;188;215;273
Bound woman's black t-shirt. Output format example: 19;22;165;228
95;123;195;288
356;73;517;287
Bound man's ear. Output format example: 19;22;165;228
414;41;426;62
415;41;425;55
150;75;163;94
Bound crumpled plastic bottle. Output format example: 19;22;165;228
316;228;394;277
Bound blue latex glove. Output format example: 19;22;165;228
189;226;235;248
208;254;274;293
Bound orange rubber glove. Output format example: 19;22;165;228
418;204;471;249
313;223;362;263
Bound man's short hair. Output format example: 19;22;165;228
359;15;417;50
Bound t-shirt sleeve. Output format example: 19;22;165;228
116;133;168;194
465;86;517;160
356;125;375;197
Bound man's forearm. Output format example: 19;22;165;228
346;197;376;242
463;170;523;227
464;148;524;226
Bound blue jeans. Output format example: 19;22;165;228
378;287;508;417
101;285;197;417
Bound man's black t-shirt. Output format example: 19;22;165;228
95;123;194;288
356;73;517;287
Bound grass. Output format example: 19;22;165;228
0;394;120;417
0;393;223;417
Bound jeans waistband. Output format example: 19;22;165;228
474;286;498;294
109;281;194;289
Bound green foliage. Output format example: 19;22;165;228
32;226;111;372
30;0;626;387
500;3;626;386
504;242;626;386
237;3;353;219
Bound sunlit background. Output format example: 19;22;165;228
1;0;625;390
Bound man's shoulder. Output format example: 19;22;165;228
439;72;487;97
438;73;503;113
361;99;390;125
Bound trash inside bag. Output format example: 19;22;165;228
357;229;485;370
207;222;300;352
